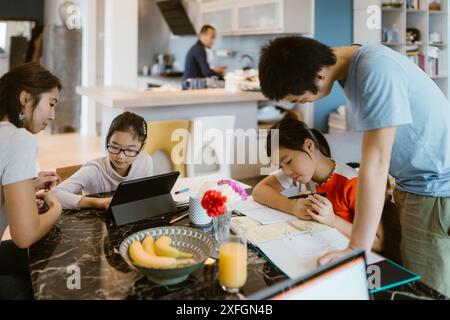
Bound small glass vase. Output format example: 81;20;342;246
212;211;232;245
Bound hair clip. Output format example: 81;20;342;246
143;122;147;135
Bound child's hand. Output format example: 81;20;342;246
305;194;336;227
102;197;113;210
290;198;313;221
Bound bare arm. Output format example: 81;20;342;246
350;127;395;251
318;127;396;265
252;175;311;220
333;216;384;251
4;179;61;248
76;196;112;210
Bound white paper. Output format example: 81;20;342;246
258;229;385;279
233;196;297;225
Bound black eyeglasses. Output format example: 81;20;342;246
106;144;141;157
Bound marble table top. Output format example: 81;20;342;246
28;209;446;300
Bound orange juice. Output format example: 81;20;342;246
218;242;247;289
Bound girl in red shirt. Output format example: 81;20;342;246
253;118;384;251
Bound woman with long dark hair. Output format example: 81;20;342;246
0;63;62;299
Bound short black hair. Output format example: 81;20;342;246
259;36;337;101
200;25;215;34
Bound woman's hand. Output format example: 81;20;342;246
36;190;62;214
305;194;336;227
34;171;60;191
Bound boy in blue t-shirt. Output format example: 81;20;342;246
258;36;450;297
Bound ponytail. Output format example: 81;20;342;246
266;118;331;158
309;128;331;158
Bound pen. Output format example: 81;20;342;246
175;188;190;195
288;192;326;200
169;212;189;225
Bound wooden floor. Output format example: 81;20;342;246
36;132;104;171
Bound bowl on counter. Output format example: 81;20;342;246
119;226;216;285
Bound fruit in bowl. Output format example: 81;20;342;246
129;235;195;269
120;226;216;285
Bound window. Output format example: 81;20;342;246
0;22;6;51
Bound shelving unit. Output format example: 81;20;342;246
354;0;450;97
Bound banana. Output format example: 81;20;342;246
128;241;177;269
154;236;193;259
142;235;157;256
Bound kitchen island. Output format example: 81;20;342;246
76;86;267;179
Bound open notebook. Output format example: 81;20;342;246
232;201;419;293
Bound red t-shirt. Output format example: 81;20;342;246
315;162;358;223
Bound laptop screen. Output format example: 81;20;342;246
250;250;370;300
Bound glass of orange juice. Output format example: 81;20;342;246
218;234;247;293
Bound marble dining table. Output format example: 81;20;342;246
28;208;446;300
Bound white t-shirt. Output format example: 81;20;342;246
0;122;38;244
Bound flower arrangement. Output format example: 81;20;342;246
198;180;248;217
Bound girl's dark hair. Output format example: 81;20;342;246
0;62;62;127
259;36;337;101
106;111;148;146
266;118;331;159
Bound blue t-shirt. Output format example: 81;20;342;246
343;43;450;197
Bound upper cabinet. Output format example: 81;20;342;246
199;0;314;36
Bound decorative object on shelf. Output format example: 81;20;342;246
406;28;421;44
382;0;403;9
383;25;400;43
429;0;441;11
197;180;248;246
429;32;443;44
406;0;419;10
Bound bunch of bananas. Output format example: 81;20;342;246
129;235;195;269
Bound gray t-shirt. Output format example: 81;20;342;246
0;122;38;243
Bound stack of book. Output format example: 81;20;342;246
327;105;347;133
428;46;443;77
406;44;425;71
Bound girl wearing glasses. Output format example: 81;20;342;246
53;112;153;210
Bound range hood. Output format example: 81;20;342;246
157;0;196;36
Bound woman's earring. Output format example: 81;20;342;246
18;113;26;123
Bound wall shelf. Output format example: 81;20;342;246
354;0;450;98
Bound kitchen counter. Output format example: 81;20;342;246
77;86;267;179
76;86;266;108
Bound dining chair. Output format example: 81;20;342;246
56;164;82;183
185;115;235;178
144;120;191;177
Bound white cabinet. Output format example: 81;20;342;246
201;1;234;34
199;0;314;36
